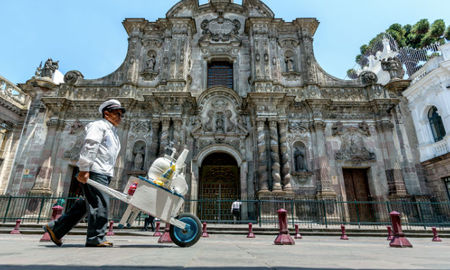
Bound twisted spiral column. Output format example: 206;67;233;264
279;121;292;191
257;120;268;192
269;120;281;191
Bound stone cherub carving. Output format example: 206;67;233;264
225;110;234;132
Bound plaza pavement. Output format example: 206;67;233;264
0;233;449;269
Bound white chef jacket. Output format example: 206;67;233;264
77;119;121;177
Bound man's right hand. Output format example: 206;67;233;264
77;171;89;184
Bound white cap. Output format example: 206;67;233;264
98;99;126;114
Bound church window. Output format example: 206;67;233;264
428;106;446;142
207;61;233;89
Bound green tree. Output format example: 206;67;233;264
349;19;448;78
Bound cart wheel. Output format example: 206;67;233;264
169;213;202;247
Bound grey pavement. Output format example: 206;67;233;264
0;234;449;270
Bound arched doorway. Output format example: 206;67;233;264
197;152;240;222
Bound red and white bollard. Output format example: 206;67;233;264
386;226;393;241
247;223;255;238
106;220;115;236
10;219;21;234
41;205;64;241
153;221;162;237
158;223;172;243
294;224;302;239
340;224;349;240
432;227;442;242
274;208;295;245
389;211;412;248
202;222;209;238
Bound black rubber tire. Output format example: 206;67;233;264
169;213;202;247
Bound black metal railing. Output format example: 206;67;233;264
1;196;450;229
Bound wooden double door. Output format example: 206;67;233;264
197;153;240;222
342;169;374;222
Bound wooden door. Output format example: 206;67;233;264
197;153;239;222
343;169;374;222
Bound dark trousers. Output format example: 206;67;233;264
50;171;111;245
143;216;155;231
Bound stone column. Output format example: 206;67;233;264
378;120;408;197
29;118;63;196
279;121;292;191
148;119;160;165
269;120;282;191
159;118;171;156
256;120;269;193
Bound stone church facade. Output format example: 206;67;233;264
1;0;430;220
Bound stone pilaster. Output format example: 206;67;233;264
159;118;171;156
28;118;63;196
312;120;335;198
377;120;408;197
279;121;292;191
148;119;160;163
173;118;183;151
257;120;269;193
269;120;282;191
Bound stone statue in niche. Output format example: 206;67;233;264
215;112;225;133
146;51;156;71
225;110;234;132
294;147;306;172
285;51;295;72
133;146;145;171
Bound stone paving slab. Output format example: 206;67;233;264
0;234;449;269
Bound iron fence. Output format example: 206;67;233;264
1;195;450;229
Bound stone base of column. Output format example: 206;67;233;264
257;190;271;198
316;190;337;201
28;188;52;197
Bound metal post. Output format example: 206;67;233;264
218;184;221;222
322;200;328;228
258;200;262;227
36;196;46;224
3;196;12;223
290;200;295;228
355;200;360;228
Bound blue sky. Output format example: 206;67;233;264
0;0;448;84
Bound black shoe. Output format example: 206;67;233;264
43;224;62;247
85;241;113;247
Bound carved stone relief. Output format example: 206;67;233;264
335;128;375;162
200;14;241;43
